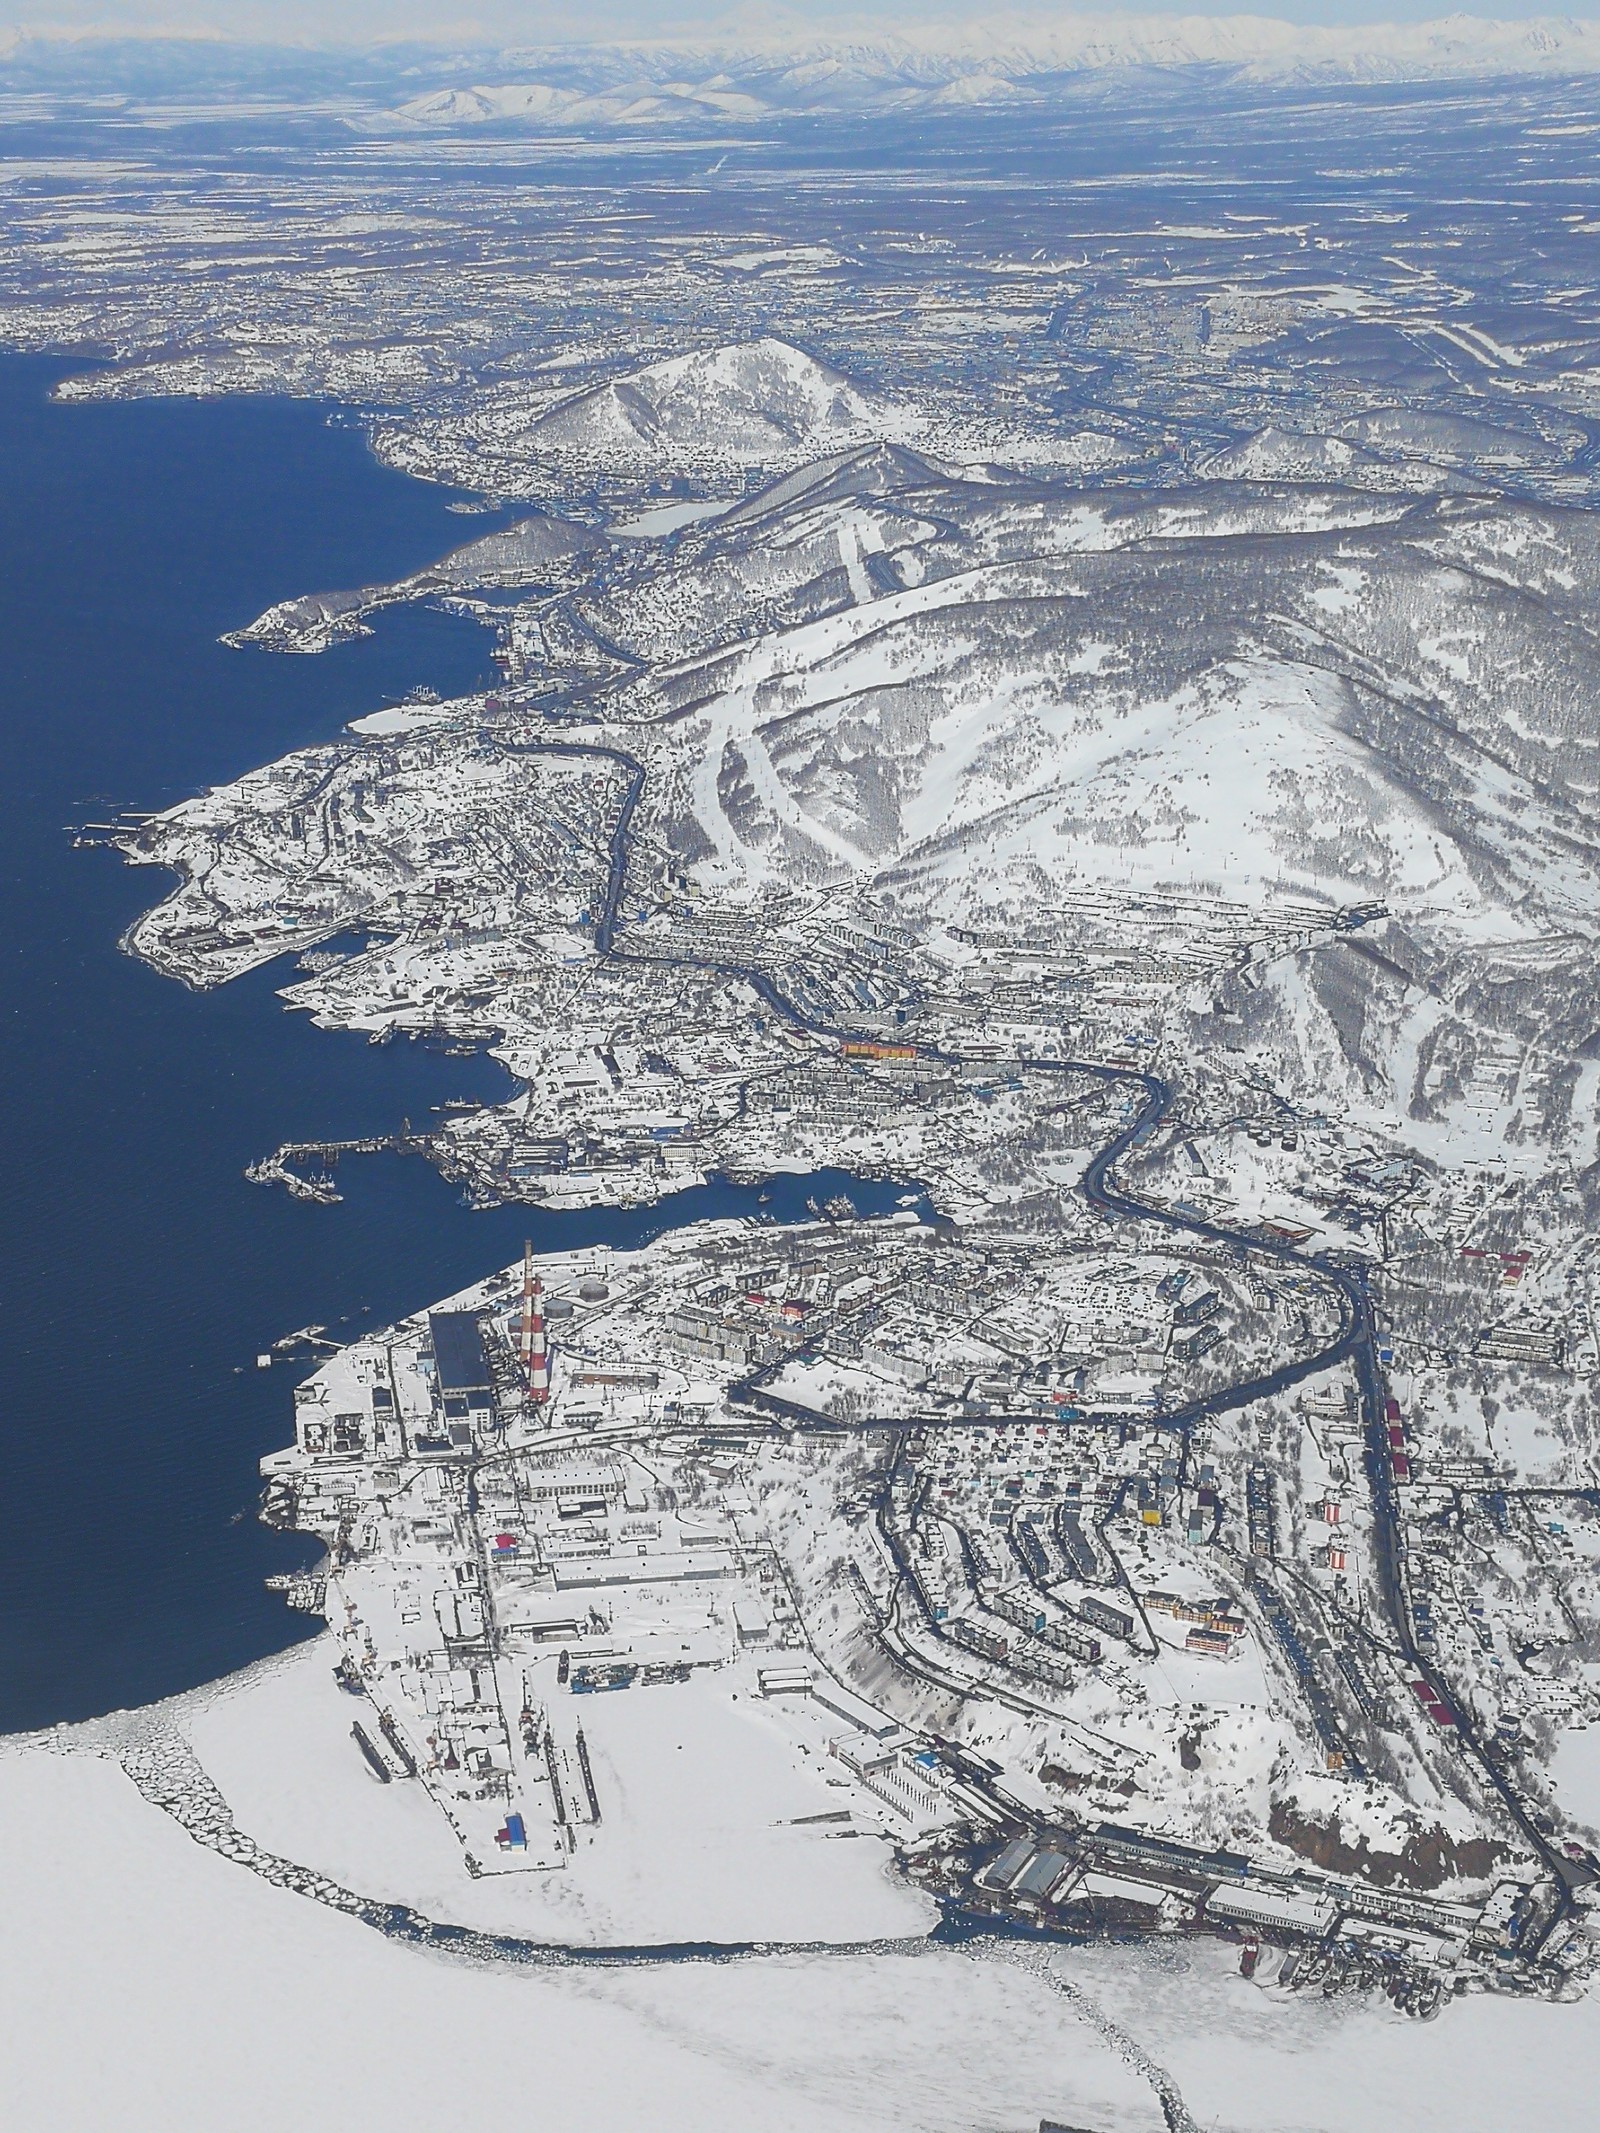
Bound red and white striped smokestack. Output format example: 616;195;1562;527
518;1242;535;1373
519;1242;550;1404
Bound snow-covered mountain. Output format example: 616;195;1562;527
146;342;1600;1160
6;14;1600;130
524;337;888;462
386;14;1600;130
593;467;1600;941
376;336;909;492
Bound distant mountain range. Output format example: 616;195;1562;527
7;15;1600;121
387;18;1600;127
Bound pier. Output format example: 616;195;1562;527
245;1129;431;1204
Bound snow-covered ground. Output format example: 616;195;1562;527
0;1706;1167;2133
10;1683;1600;2133
611;499;735;538
1551;1723;1600;1840
184;1637;932;1945
1050;1934;1600;2133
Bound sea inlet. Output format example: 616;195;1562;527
0;352;898;1730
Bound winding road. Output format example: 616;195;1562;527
551;721;1584;1948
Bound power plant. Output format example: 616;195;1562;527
518;1240;550;1404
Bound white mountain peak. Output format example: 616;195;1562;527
388;12;1600;130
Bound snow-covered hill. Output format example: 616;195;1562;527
545;445;1600;1147
147;385;1600;1161
525;337;888;464
597;485;1600;938
373;335;915;492
225;512;607;653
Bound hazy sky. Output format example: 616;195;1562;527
4;0;1597;47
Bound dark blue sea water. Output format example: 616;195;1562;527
0;352;897;1732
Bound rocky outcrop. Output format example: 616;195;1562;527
1270;1799;1504;1890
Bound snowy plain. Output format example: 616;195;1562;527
0;1656;1174;2133
9;1693;1600;2133
182;1635;934;1946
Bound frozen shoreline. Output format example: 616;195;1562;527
0;1657;1171;2133
10;1660;1600;2132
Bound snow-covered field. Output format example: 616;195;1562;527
1049;1935;1600;2133
183;1637;932;1946
0;1673;1171;2133
9;1672;1600;2133
1552;1724;1600;1841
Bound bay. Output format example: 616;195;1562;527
0;353;896;1730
